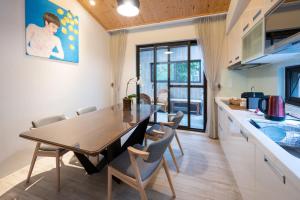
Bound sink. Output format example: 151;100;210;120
250;118;300;159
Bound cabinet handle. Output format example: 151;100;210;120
240;130;248;142
264;155;286;184
227;116;233;123
235;56;240;60
253;9;262;21
243;24;249;32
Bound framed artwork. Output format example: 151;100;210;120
25;0;79;63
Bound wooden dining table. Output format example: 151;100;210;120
20;104;159;175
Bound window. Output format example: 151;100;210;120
286;65;300;106
151;60;201;83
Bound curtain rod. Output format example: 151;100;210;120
108;12;227;33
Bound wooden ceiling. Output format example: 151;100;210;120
77;0;231;31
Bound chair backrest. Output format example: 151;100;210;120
170;111;184;129
144;126;175;163
76;106;97;116
140;93;151;105
32;115;67;128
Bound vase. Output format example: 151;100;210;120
123;98;132;111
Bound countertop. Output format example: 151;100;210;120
215;97;300;190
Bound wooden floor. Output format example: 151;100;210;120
0;131;242;200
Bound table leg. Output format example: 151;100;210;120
74;117;150;175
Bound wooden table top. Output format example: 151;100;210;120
20;104;158;156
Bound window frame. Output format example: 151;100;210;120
150;60;202;83
285;65;300;106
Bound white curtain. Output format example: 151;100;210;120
194;15;226;139
110;30;128;105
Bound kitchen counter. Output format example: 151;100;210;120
215;97;300;192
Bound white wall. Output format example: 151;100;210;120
121;22;247;99
0;0;112;171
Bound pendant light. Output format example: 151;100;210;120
117;0;140;17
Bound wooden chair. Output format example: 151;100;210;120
140;93;152;105
26;115;68;192
157;89;168;112
76;106;100;162
145;111;184;173
107;126;176;200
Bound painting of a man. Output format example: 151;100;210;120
26;12;64;59
25;0;79;63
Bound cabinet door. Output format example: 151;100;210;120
227;29;234;66
226;119;256;200
242;19;265;63
256;146;300;200
264;0;282;15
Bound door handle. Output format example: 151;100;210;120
243;24;249;32
227;116;233;123
253;10;262;21
264;155;286;184
240;130;248;142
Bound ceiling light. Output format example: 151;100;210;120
117;0;140;17
89;0;96;6
164;51;174;55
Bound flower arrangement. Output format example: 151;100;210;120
123;77;141;111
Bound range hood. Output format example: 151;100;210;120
265;0;300;55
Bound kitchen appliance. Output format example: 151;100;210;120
241;91;264;109
265;0;300;55
258;96;286;121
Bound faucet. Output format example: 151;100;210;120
251;86;255;97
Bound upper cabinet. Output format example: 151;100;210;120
227;19;242;66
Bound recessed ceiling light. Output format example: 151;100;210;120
164;51;174;55
89;0;96;6
117;0;140;17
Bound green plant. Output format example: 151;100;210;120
124;94;137;100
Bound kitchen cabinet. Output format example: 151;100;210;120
264;0;282;15
227;19;242;67
242;20;265;63
225;117;256;200
217;106;228;149
255;145;300;200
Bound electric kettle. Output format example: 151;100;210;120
258;96;286;121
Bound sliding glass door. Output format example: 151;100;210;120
137;41;206;131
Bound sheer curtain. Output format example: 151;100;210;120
194;15;226;139
110;30;128;105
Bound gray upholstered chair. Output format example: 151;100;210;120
107;126;176;200
145;111;184;173
26;115;68;192
76;106;97;116
76;106;100;162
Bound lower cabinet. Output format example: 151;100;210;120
225;116;256;200
217;104;300;200
255;145;300;200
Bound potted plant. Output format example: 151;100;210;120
123;77;141;111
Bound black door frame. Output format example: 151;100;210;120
136;40;207;132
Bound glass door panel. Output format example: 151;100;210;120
169;45;188;127
137;41;206;131
155;47;169;123
139;47;154;122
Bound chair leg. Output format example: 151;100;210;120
163;156;176;198
138;186;148;200
107;166;112;200
168;145;180;173
56;151;61;192
26;143;40;184
175;131;184;156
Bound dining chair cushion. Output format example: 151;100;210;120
32;115;67;128
145;126;174;163
146;124;161;136
76;106;97;116
110;144;161;181
169;111;184;129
